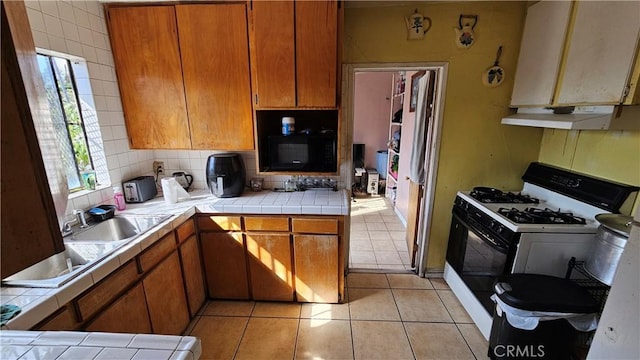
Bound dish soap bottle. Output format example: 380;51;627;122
113;186;126;211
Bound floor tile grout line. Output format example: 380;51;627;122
454;322;483;360
400;321;418;360
231;303;255;360
291;317;301;360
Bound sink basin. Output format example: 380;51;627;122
2;214;170;288
66;215;170;242
1;242;122;288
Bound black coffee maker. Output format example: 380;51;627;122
206;153;246;197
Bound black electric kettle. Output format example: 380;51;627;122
172;172;193;191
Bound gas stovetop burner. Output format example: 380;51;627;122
470;187;540;204
498;207;586;225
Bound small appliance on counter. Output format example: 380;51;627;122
206;153;245;198
172;171;193;191
122;175;157;203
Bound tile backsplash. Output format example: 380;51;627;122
25;0;348;223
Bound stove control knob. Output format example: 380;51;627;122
489;220;496;229
496;225;504;234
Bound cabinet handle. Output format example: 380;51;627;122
254;94;258;105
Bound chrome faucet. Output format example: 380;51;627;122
61;221;73;237
74;209;88;228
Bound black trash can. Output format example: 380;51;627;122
488;274;599;360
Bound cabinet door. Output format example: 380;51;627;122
179;234;206;317
200;232;250;299
295;0;338;107
177;4;254;150
510;1;571;107
556;1;640;105
250;1;296;108
34;306;78;331
246;233;294;301
293;235;338;303
1;1;65;278
76;260;139;321
85;283;151;334
107;6;190;149
142;251;190;335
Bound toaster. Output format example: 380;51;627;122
122;176;157;203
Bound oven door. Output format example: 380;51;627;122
446;211;512;313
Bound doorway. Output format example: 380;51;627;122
344;63;448;276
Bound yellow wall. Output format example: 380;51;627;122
344;1;543;271
539;129;640;213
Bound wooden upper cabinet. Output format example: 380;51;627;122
295;0;338;108
250;0;339;108
177;4;254;150
250;1;296;108
107;6;190;149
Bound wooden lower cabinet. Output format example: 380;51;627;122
76;260;139;321
294;235;339;303
142;251;190;335
35;305;79;331
200;232;250;299
180;234;206;317
246;233;294;301
198;214;343;303
85;283;151;334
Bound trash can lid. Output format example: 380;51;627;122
494;274;599;313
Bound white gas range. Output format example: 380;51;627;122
443;163;639;339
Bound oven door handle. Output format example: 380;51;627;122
452;211;509;254
483;236;509;253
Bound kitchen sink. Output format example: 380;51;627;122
65;215;170;242
2;214;170;288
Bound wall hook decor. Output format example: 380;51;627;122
482;45;505;87
405;9;432;40
455;14;478;48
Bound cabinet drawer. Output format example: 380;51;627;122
292;218;338;234
34;305;78;331
138;232;176;273
175;218;195;244
198;215;242;231
76;260;138;321
244;216;289;232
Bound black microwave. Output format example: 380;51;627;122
266;134;337;172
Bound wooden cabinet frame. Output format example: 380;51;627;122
198;214;345;303
33;218;203;334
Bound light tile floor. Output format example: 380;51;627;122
185;273;489;360
350;196;413;271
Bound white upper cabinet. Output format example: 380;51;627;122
511;1;640;107
511;1;571;107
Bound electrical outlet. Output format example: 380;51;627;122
153;161;164;176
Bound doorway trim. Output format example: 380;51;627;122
342;62;448;276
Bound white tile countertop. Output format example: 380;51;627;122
125;188;350;216
1;189;349;330
0;331;201;360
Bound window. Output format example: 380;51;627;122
37;53;94;192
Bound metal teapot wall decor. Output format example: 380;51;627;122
454;14;478;48
405;9;432;40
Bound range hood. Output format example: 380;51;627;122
501;105;640;130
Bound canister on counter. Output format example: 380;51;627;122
282;117;295;135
